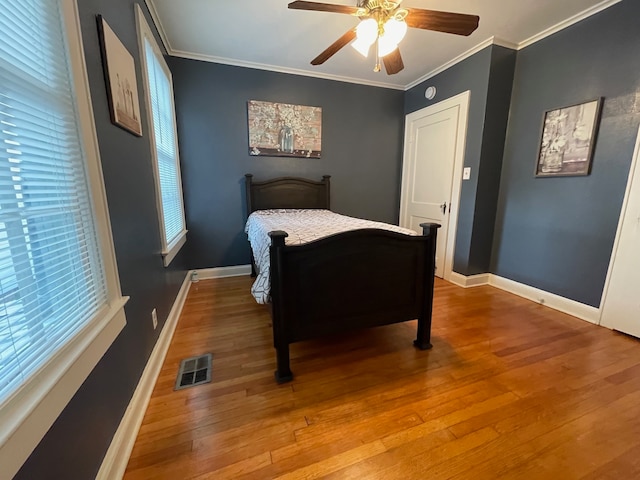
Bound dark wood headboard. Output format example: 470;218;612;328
245;174;331;214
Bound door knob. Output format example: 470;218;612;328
440;202;447;214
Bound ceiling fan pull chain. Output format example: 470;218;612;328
374;37;381;72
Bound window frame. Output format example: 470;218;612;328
0;1;128;477
136;5;187;267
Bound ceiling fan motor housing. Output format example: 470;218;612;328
357;1;401;15
358;0;397;10
356;1;408;27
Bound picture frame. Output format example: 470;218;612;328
535;98;602;177
97;15;143;137
247;100;322;158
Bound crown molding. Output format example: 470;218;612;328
150;0;622;91
493;38;519;50
518;0;622;50
404;36;508;91
403;0;621;91
169;49;405;90
144;0;173;54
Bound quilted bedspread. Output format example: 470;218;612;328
244;209;416;304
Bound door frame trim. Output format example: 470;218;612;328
599;123;640;326
400;90;471;282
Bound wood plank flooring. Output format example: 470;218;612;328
123;276;640;479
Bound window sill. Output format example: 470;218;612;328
0;296;129;479
162;230;187;267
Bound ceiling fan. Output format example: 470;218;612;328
288;0;480;75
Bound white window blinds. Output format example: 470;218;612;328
0;0;108;404
143;37;185;252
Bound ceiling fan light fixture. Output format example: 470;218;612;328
351;37;371;57
288;0;480;75
377;17;406;57
355;18;378;45
377;37;398;57
382;18;407;45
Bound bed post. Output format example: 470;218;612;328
414;222;441;350
322;175;331;210
268;230;293;383
245;174;254;214
245;174;258;276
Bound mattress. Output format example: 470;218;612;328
244;209;416;304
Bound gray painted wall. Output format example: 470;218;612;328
15;1;187;479
405;45;516;276
492;0;640;307
14;0;640;477
168;57;405;269
469;46;516;274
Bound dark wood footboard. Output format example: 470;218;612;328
268;223;440;383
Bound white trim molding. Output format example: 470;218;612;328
518;0;623;50
0;1;130;477
1;299;128;480
194;265;252;280
97;265;250;478
145;0;621;92
449;272;491;288
143;0;172;53
169;49;405;91
405;0;620;90
405;37;513;90
162;230;188;267
136;5;188;268
488;275;600;325
96;272;192;480
447;272;600;325
400;91;470;284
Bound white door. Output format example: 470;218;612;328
600;127;640;337
400;91;469;279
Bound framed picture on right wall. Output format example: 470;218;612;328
535;98;603;177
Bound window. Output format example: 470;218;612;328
0;1;127;476
136;6;187;266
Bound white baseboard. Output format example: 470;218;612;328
447;271;600;324
448;272;491;288
194;264;251;279
96;271;192;480
489;275;600;324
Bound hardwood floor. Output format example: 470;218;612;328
123;276;640;479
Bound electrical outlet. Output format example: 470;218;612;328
152;308;158;330
463;167;471;180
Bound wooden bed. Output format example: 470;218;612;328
245;174;440;383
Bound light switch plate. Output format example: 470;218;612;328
463;167;471;180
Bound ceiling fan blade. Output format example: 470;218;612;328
288;1;359;15
405;9;479;36
383;49;404;75
311;28;357;65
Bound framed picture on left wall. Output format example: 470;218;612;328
97;15;143;136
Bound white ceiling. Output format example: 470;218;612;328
146;0;619;90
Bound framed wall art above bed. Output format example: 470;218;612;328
247;100;322;158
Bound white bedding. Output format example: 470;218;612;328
244;209;416;304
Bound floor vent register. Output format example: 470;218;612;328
174;353;212;390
